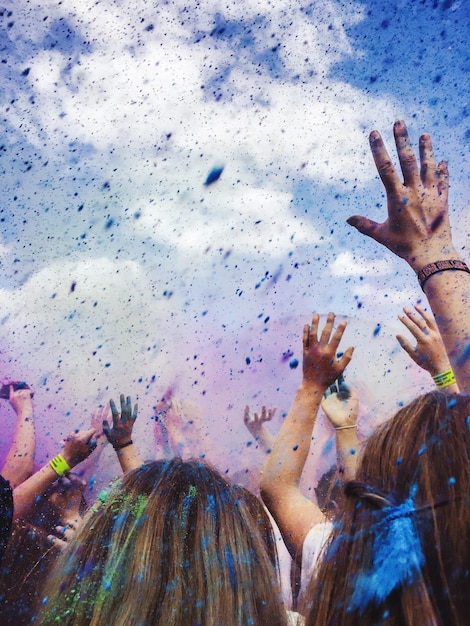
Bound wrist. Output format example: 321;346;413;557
16;410;34;420
299;380;328;396
406;246;460;272
113;439;133;451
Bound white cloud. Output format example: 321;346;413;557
331;251;394;277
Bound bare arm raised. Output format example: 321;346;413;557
347;120;470;389
260;312;354;561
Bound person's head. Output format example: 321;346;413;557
304;391;470;626
28;473;88;533
314;464;343;518
38;458;287;626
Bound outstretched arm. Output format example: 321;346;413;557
2;385;35;488
321;375;360;481
397;304;459;393
13;428;96;520
103;394;143;473
260;312;354;560
347;120;470;389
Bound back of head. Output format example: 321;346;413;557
304;391;470;626
38;458;287;626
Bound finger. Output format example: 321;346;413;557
243;405;250;423
403;306;428;331
436;160;449;199
346;215;382;240
398;311;423;339
132;403;138;421
369;129;402;190
393;120;420;187
102;419;110;437
47;535;66;550
396;334;420;364
303;323;310;351
80;427;96;443
329;319;347;352
329;383;338;395
260;406;267;420
120;394;127;418
126;396;133;417
310;313;320;342
320;312;335;344
415;304;439;332
109;399;120;428
336;346;354;372
413;304;437;330
418;133;436;187
267;408;276;420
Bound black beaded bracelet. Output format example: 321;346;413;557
417;259;470;291
113;440;133;451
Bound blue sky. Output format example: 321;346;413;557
0;0;468;485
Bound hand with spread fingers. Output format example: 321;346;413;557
103;394;138;450
260;313;355;560
103;394;143;473
303;312;354;390
397;305;459;392
347;120;456;270
244;405;276;438
243;405;276;454
347;120;470;391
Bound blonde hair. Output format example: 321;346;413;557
38;459;288;626
304;391;470;626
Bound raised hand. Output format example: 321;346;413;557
62;428;97;467
244;405;276;438
322;375;358;430
103;394;138;449
397;305;456;384
8;384;34;416
303;313;354;390
347;120;456;270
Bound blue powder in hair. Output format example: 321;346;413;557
348;497;424;612
224;545;236;589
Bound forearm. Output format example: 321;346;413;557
115;443;143;473
335;428;359;481
2;411;35;488
254;425;275;454
260;382;323;497
13;462;63;519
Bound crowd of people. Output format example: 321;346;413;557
0;120;468;624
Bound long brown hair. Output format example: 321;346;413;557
37;458;288;626
304;391;470;626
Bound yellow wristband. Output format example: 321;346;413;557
432;368;456;389
49;454;71;477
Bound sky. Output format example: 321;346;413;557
0;0;469;491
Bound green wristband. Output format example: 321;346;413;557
49;454;71;477
432;368;456;389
